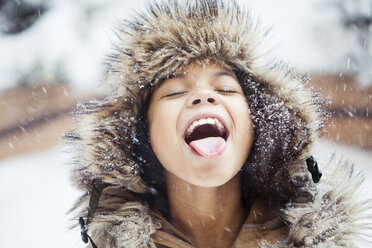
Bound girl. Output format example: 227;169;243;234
68;0;371;247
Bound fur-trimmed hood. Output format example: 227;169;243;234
67;0;371;247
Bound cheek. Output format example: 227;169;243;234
229;98;252;127
232;99;254;155
148;102;187;178
147;102;180;157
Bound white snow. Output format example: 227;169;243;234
0;147;82;248
0;140;371;247
244;0;372;86
0;0;147;91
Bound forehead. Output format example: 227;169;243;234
155;63;237;88
182;63;232;73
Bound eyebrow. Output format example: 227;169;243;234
214;71;236;78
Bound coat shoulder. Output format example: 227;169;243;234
268;157;372;247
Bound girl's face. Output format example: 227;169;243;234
147;64;253;187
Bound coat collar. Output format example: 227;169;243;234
152;198;288;248
231;198;288;248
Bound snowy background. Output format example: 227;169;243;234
0;0;371;247
1;0;371;90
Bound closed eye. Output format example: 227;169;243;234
162;91;187;98
216;89;237;94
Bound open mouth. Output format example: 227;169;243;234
184;118;228;144
184;117;228;158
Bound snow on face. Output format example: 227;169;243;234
147;64;254;187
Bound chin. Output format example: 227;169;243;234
192;179;230;188
187;168;238;188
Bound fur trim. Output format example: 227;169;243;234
90;202;160;248
66;101;148;192
261;158;372;247
73;187;162;248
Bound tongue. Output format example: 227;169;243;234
189;137;226;158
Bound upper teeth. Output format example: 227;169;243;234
186;117;225;136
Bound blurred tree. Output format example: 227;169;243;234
0;0;47;34
333;0;372;86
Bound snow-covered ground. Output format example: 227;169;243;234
0;140;371;247
0;147;82;248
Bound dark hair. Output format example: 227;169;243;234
236;70;308;200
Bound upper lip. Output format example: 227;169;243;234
182;112;230;139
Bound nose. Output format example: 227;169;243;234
187;89;218;107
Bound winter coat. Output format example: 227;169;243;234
67;0;372;247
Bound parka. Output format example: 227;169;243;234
66;0;372;247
